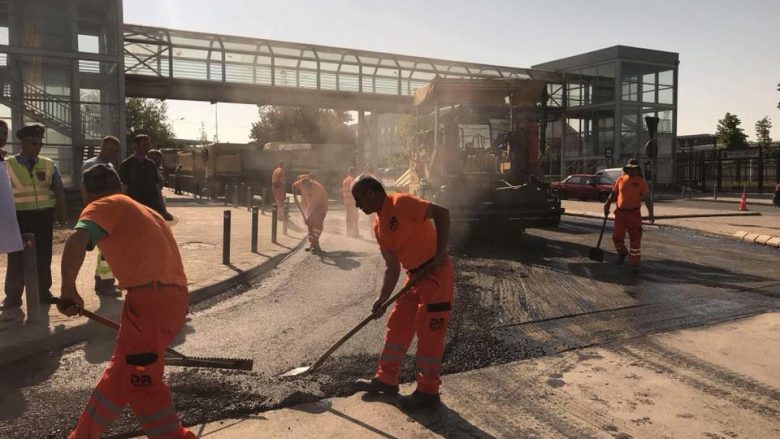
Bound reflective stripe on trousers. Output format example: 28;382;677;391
612;208;643;266
68;284;195;439
375;259;454;395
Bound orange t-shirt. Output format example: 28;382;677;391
342;175;354;203
272;167;285;188
613;174;649;209
80;194;187;289
374;193;436;270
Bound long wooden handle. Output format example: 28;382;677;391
308;268;432;372
58;299;188;360
595;215;608;248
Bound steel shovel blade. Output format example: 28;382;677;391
279;366;312;378
588;247;604;262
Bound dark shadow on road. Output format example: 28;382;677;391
455;221;776;298
317;250;363;271
0;339;64;423
82;296;195;364
83;295;124;364
359;393;496;438
224;262;243;273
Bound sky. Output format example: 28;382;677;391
124;0;780;143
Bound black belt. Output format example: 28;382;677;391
127;281;180;291
408;257;434;275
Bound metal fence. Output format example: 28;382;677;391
676;146;780;193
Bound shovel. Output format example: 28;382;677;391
280;266;432;377
588;213;608;262
56;299;254;371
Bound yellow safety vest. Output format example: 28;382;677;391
6;155;56;210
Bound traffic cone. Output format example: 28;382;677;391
738;190;748;211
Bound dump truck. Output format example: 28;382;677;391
395;78;563;238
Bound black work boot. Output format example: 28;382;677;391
398;390;441;410
354;378;399;395
616;252;627;265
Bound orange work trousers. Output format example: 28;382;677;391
69;284;195;439
375;259;454;395
344;198;358;237
272;186;285;218
306;207;327;249
612;208;643;266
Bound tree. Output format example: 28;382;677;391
249;105;354;146
396;114;417;150
755;116;772;148
125;98;175;149
715;112;748;149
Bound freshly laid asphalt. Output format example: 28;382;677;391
1;211;777;438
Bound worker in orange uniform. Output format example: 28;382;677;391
271;161;286;219
351;175;453;410
342;167;359;238
292;175;328;253
57;164;195;439
603;158;654;274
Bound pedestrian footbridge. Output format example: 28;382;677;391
123;24;561;113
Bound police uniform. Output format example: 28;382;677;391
3;125;63;307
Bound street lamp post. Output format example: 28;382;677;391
644;115;660;204
171;117;185;137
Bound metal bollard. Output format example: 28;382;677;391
223;210;231;265
282;201;288;235
261;188;267;215
247;186;253;211
251;206;259;253
21;233;41;324
224;184;229;206
271;204;278;244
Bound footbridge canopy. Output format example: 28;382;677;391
123;24;562;113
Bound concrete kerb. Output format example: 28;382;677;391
188;237;307;306
564;211;779;248
733;231;780;248
0;235;308;367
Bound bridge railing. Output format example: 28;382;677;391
123;24;562;98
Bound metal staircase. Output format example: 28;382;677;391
0;80;102;139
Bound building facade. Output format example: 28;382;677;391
534;46;679;184
0;0;125;187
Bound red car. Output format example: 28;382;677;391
550;174;614;202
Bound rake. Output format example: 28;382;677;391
56;299;253;371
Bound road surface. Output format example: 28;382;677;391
0;215;777;438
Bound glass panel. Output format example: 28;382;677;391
16;0;74;51
222;41;257;52
597;112;614;156
0;26;8;46
78;34;100;54
594;62;615;103
621;106;640;156
658;87;673;105
658;70;674;86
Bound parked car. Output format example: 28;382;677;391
595;167;624;182
551;174;614;202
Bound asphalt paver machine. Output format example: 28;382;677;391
401;78;563;239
